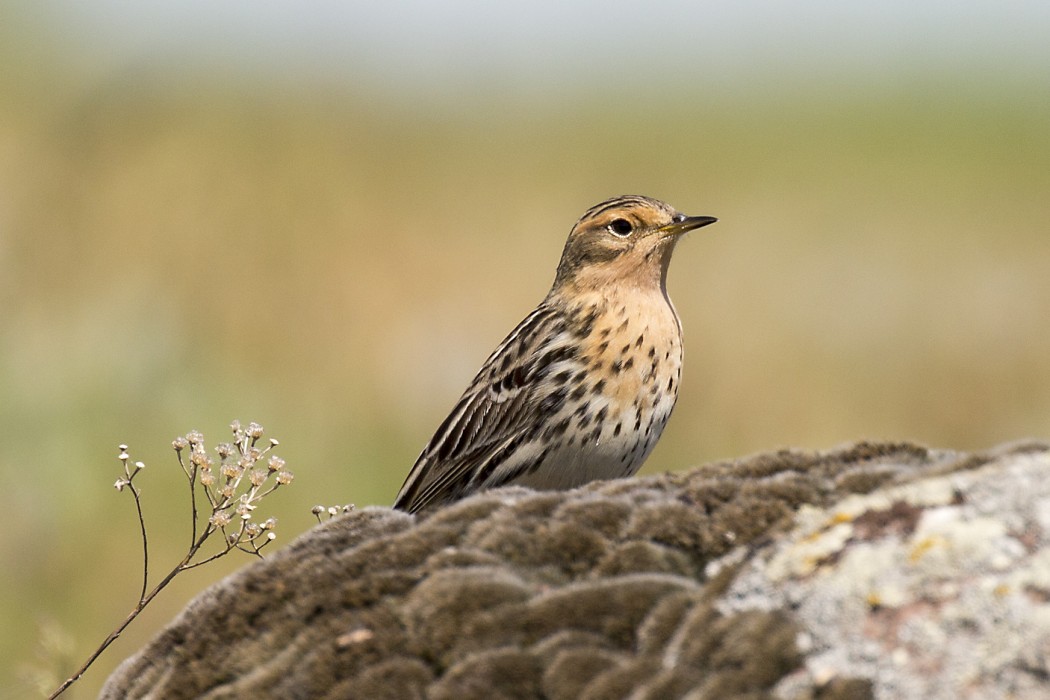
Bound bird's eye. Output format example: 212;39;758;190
608;218;633;237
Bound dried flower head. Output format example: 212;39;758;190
235;499;256;519
81;422;297;698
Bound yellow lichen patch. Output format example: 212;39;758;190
907;535;945;564
768;523;854;579
832;512;854;525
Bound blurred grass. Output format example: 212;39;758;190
2;33;1049;699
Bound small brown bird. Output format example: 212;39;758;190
394;195;717;513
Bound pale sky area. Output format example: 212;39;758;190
12;0;1050;95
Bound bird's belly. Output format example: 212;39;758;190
489;288;685;493
511;390;678;491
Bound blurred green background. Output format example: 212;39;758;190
2;1;1049;696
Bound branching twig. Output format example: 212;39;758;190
48;421;294;699
115;446;151;604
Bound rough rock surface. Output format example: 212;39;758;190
101;441;1050;700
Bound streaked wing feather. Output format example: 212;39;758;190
393;303;572;512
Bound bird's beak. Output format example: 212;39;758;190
659;215;718;238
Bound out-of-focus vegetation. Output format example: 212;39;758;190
2;11;1049;698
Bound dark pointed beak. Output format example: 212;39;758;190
659;215;718;238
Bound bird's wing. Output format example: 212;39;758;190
393;303;581;513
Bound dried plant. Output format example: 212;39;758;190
49;420;294;699
312;503;355;523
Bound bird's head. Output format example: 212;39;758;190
553;195;716;293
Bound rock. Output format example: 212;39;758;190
101;441;1050;700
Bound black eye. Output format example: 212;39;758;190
608;218;633;236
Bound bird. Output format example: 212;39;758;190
393;195;717;513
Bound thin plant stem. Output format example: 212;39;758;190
49;525;213;699
188;459;199;549
129;480;149;604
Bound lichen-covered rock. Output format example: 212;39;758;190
100;441;1050;700
724;442;1050;700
